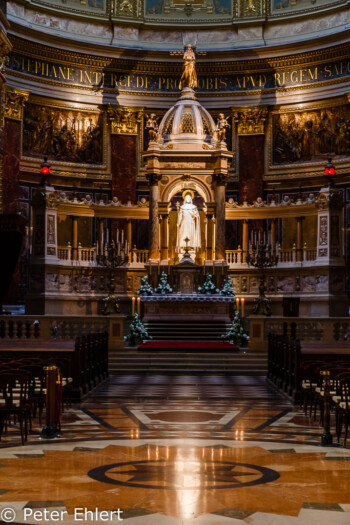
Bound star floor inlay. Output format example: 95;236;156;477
0;376;349;524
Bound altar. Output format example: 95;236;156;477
142;294;234;322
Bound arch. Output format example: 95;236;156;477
161;176;212;204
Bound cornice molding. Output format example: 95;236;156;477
8;35;350;75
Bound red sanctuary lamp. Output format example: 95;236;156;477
40;156;51;185
324;157;336;187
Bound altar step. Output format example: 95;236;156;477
108;350;267;375
143;321;230;341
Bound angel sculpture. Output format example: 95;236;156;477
145;113;159;142
216;113;231;142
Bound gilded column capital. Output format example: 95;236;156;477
212;173;229;187
4;87;30;121
233;106;268;135
107;105;143;135
146;173;162;186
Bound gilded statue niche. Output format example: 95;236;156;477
272;104;350;165
23;103;104;165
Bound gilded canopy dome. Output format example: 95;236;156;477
157;87;217;151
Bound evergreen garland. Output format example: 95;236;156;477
125;313;152;346
221;311;249;346
155;272;173;294
137;275;154;296
198;273;219;294
220;277;236;296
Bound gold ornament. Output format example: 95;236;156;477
4;87;29;121
107;106;143;135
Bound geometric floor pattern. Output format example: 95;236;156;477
0;376;349;524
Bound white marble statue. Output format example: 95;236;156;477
176;193;201;251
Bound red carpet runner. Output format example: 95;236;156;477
138;341;239;351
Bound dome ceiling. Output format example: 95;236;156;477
9;0;346;25
7;0;350;54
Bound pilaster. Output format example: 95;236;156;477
146;173;162;261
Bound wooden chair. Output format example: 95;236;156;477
0;371;30;445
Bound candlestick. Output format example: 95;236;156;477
137;297;141;315
236;297;240;311
241;297;245;318
132;296;135;316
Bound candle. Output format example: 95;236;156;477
132;296;135;316
117;228;119;243
121;229;124;244
106;228;109;244
137;297;141;315
236;297;240;311
241;297;245;318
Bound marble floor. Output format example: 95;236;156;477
0;375;350;525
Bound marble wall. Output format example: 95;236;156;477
111;134;137;203
2;118;21;214
238;135;264;204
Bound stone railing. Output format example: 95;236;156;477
225;248;244;265
130;248;149;265
58;243;96;264
225;243;317;268
264;317;350;342
57;244;149;268
0;316;109;340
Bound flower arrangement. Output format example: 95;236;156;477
137;275;154;296
220;277;236;297
125;313;152;346
221;311;249;346
155;272;173;294
198;273;219;294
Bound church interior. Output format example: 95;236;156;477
1;0;350;523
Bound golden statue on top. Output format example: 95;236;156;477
179;45;197;90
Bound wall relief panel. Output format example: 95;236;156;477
272;105;350;165
23;103;104;165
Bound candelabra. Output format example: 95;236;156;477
97;239;129;315
246;241;278;316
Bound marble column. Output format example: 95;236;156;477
271;218;277;253
2;88;29;214
147;173;161;261
161;214;169;261
72;216;78;260
2;118;21;214
296;217;304;262
126;219;132;247
108;107;140;259
212;174;227;261
1;88;29;305
110;135;137;203
242;220;248;262
98;218;104;254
